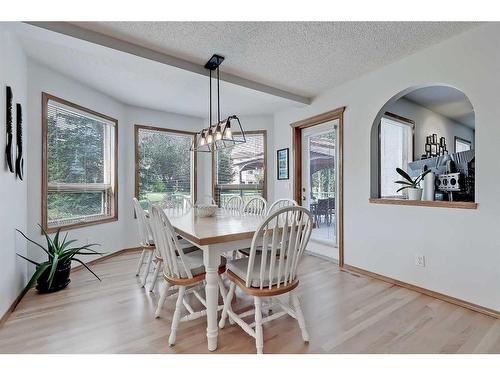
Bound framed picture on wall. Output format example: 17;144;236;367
277;148;289;180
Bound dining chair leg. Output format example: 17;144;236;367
141;251;153;287
254;296;264;354
291;292;309;343
169;286;186;346
149;260;162;292
135;249;146;276
155;280;171;318
217;275;228;304
219;282;236;329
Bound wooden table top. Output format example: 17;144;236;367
165;208;264;246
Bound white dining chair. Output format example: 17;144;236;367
267;198;297;215
150;205;228;346
238;196;268;258
147;198;198;293
159;194;193;212
243;196;268;216
133;198;156;287
219;206;313;354
223;195;244;214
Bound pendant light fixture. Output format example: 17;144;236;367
191;54;246;152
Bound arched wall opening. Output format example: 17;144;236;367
370;84;475;203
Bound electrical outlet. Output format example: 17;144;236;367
415;254;426;267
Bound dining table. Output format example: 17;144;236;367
165;207;264;351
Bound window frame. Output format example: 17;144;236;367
134;124;197;208
378;112;415;198
41;92;119;233
211;130;268;203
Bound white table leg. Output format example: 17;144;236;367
203;246;220;351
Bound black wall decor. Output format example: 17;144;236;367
422;133;447;159
5;86;14;173
15;103;24;180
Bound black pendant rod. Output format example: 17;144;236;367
217;66;221;123
209;69;212;127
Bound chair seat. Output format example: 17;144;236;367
155;245;199;261
165;249;227;279
147;236;190;247
227;254;284;288
238;245;281;258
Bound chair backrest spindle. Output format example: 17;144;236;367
267;198;297;215
133;197;153;247
223;196;244;214
245;206;313;290
150;205;194;280
243;196;267;216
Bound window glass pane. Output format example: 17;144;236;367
136;128;193;209
47;104;107;184
48;191;107;225
309;130;336;201
455;139;471;153
215;133;265;206
380;117;413;197
46;98;116;229
308;129;336;243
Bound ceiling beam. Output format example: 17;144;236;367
25;22;311;105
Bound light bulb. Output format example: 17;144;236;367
207;133;213;144
200;136;206;146
225;127;232;139
215;124;222;140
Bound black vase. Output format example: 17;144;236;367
36;260;72;293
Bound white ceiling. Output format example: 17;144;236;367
6;22;480;119
403;86;475;128
10;23;299;119
72;22;480;98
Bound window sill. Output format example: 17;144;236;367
369;198;477;210
44;216;118;234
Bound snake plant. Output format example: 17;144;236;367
16;225;104;294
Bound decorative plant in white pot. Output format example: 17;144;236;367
395;167;431;200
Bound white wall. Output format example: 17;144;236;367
386;98;475;156
0;30;28;317
273;23;500;310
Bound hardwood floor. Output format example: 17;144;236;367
1;250;499;354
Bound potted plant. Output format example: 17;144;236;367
395;167;431;200
16;226;103;294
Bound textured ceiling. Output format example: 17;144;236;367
72;22;480;97
404;86;475;128
11;23;297;118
